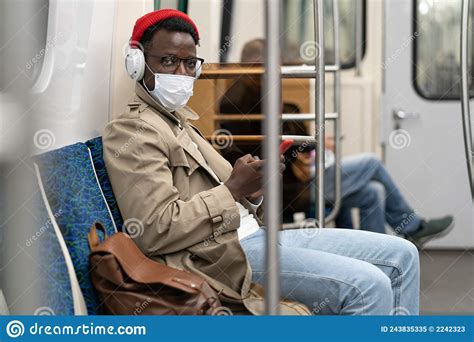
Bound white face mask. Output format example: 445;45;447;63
144;64;195;112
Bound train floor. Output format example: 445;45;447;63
420;250;474;315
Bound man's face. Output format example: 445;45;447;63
143;29;197;90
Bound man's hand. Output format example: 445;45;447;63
247;189;264;203
225;155;264;201
225;155;286;202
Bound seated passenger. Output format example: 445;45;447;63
103;9;420;315
220;39;454;245
322;153;454;244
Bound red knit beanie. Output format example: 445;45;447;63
130;9;200;48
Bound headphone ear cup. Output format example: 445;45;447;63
125;48;145;81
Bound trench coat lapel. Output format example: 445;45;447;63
184;125;233;183
175;127;223;183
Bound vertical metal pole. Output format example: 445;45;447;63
314;0;326;226
461;0;474;199
264;0;281;315
355;0;363;76
325;0;342;223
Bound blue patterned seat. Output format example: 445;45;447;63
85;137;124;232
34;170;86;315
34;143;118;315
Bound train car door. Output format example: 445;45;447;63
382;0;474;248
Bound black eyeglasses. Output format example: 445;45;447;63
146;54;205;76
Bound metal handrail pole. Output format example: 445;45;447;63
355;0;363;76
263;0;282;315
325;0;343;223
314;0;326;226
461;0;474;199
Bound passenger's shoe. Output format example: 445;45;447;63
407;215;454;248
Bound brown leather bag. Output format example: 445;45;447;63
88;222;225;315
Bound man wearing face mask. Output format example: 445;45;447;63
103;9;421;315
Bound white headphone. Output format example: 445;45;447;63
125;47;146;81
125;44;202;81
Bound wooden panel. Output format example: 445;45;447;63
187;79;217;136
282;79;310;113
188;78;311;136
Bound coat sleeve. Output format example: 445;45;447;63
102;119;241;255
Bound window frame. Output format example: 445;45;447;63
412;0;472;101
280;0;368;69
339;0;368;70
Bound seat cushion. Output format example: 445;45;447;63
34;143;117;314
36;193;76;315
85;137;124;231
34;165;87;315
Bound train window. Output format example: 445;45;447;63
414;0;474;100
282;0;367;68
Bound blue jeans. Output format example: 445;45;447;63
240;228;420;315
325;154;421;234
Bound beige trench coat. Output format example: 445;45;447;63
102;83;310;315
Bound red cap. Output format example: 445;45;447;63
130;9;199;48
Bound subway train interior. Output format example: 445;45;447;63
0;0;473;319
